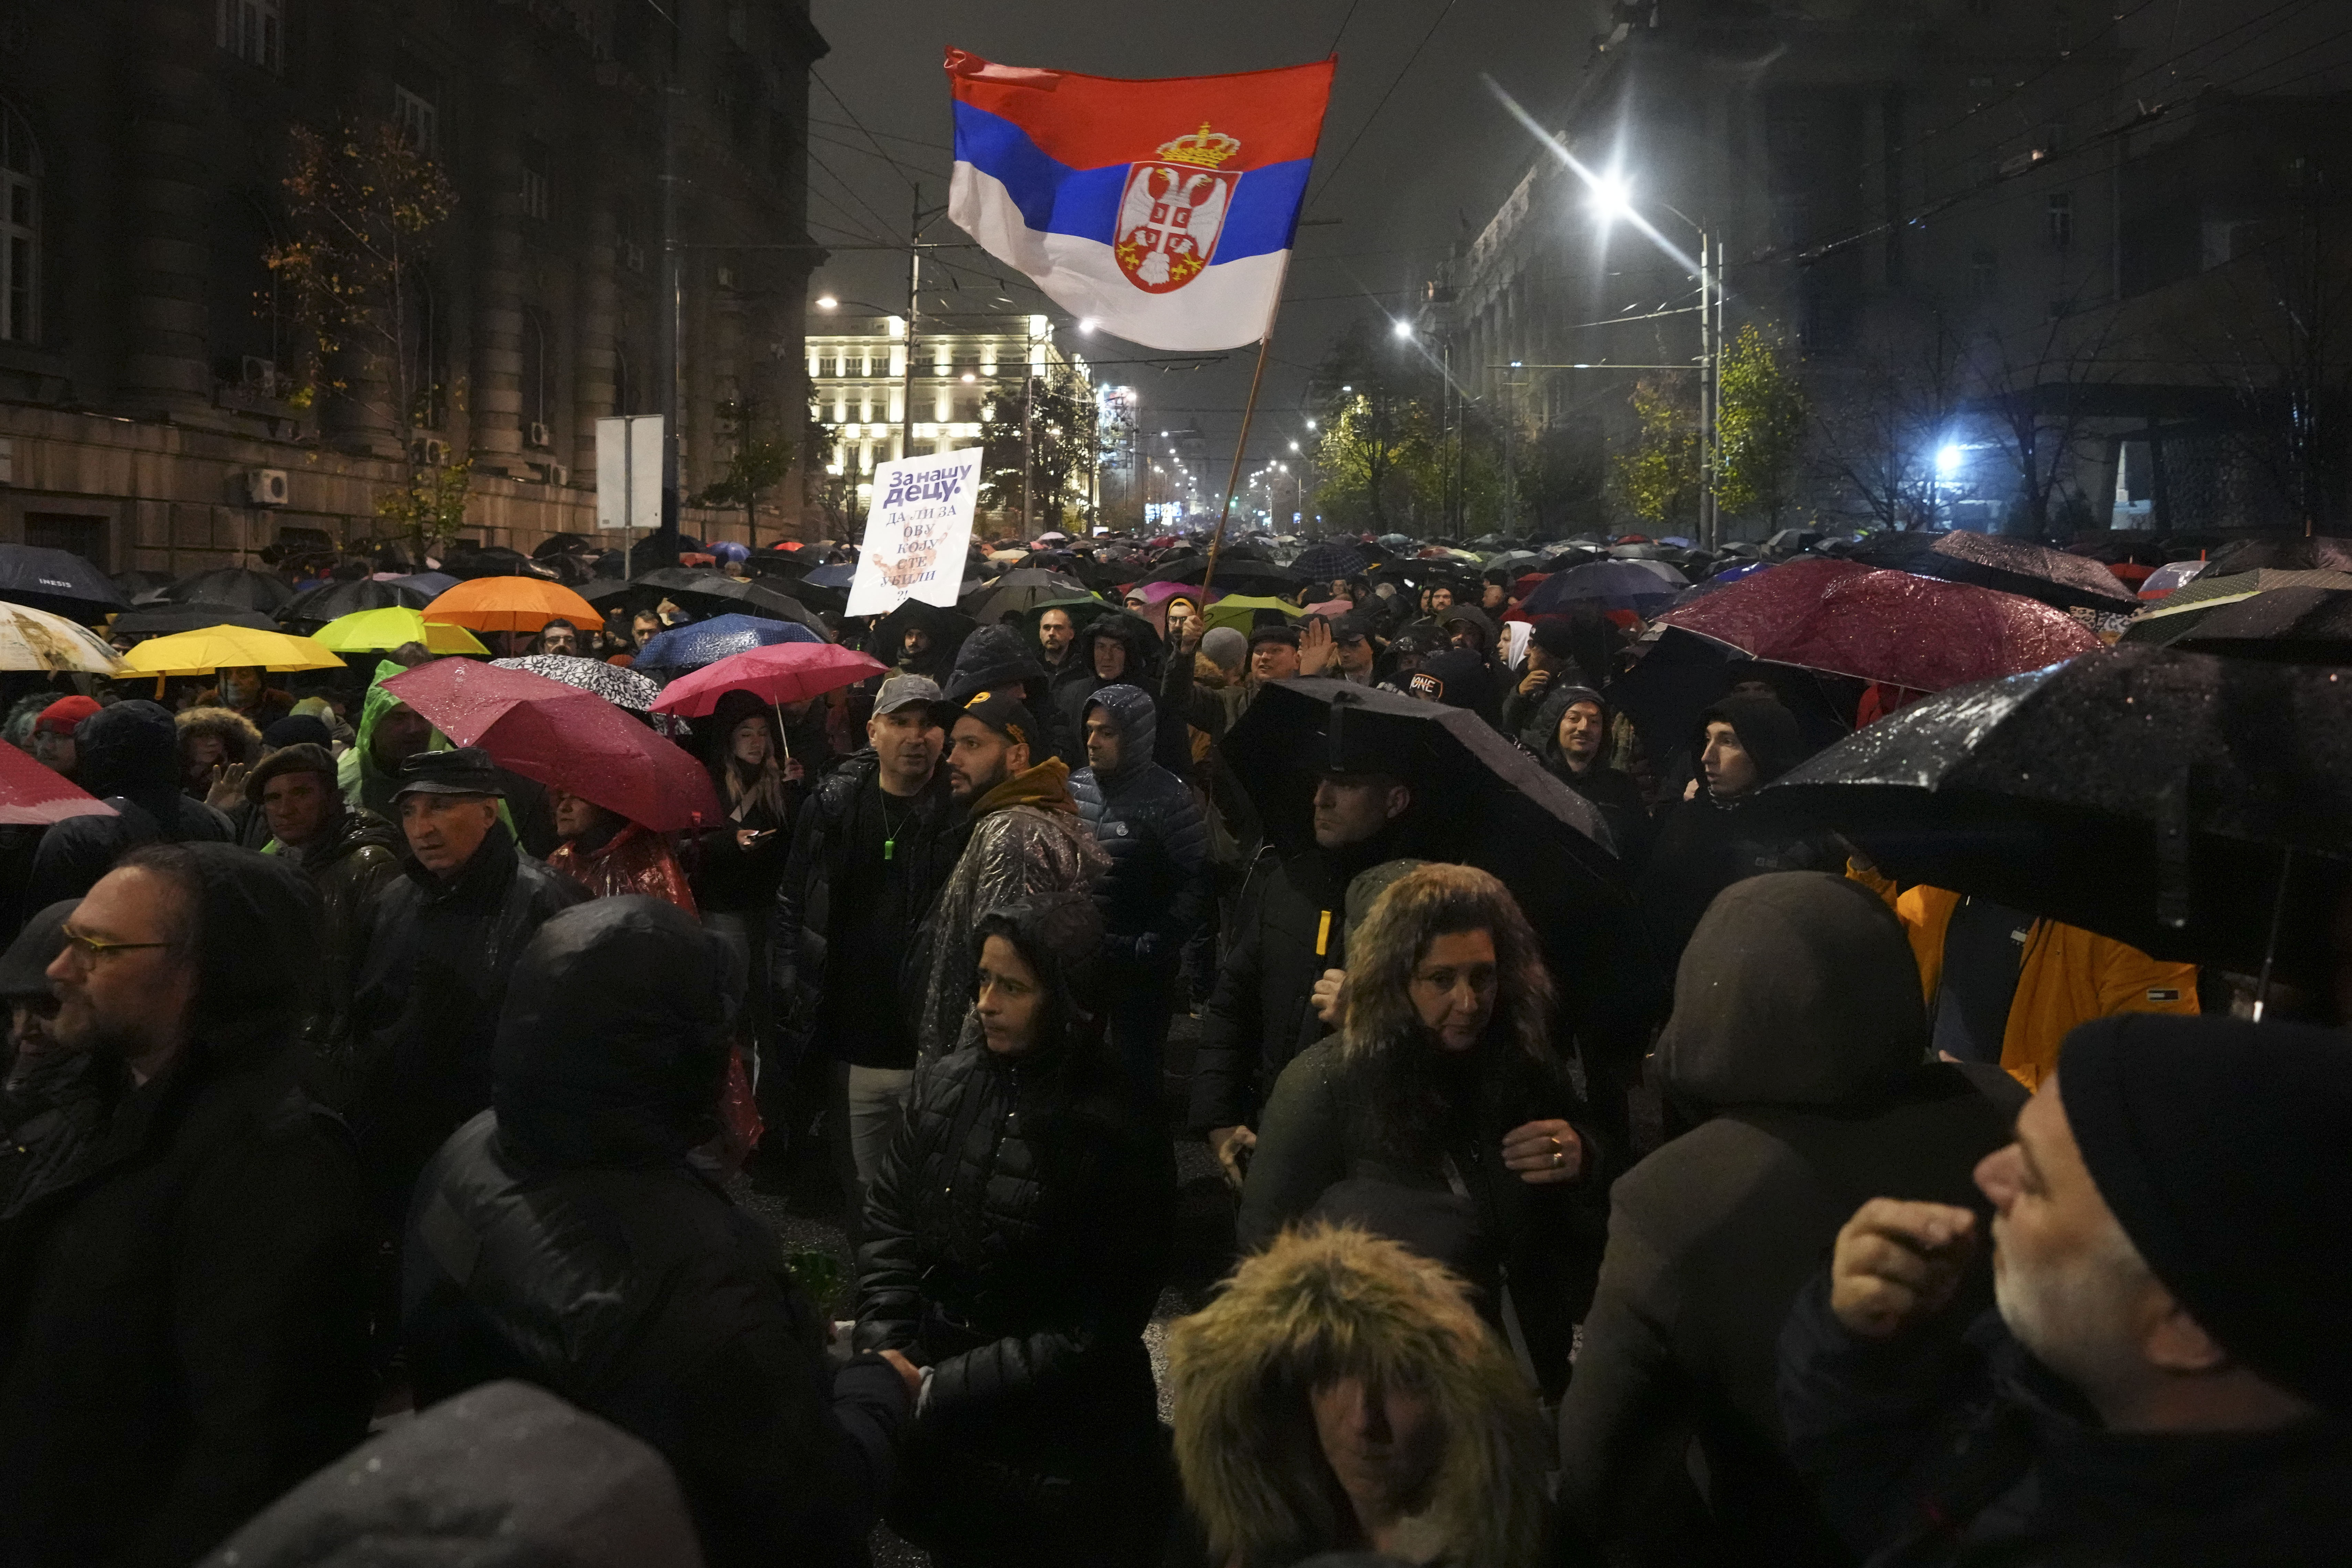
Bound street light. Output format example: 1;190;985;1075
1392;319;1414;340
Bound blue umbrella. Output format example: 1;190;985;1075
802;562;857;589
635;612;820;672
1519;558;1688;617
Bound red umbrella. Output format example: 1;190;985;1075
651;642;887;720
1653;557;2102;691
0;743;116;825
383;659;721;833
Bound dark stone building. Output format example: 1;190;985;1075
0;0;826;572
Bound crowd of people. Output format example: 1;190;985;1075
0;523;2342;1568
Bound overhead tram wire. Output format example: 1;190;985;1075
1302;0;1463;217
812;66;926;193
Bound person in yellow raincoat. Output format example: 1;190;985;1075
1849;859;2198;1090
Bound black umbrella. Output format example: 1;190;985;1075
2203;535;2352;575
1134;554;1305;596
1222;679;1648;1023
870;599;976;667
1611;627;1857;770
112;568;176;602
1291;542;1369;582
2173;587;2352;664
1847;529;2138;611
159;566;292;611
625;567;828;636
961;567;1095;624
275;577;430;627
113;603;282;638
0;544;128;622
1757;645;2352;990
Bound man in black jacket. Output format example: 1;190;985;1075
0;842;372;1567
1070;682;1210;1116
1782;1013;2352;1567
769;675;958;1230
24;700;233;912
1190;766;1422;1189
405;896;917;1568
1053;610;1189;774
348;749;581;1263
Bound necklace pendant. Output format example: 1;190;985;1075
884;838;896;861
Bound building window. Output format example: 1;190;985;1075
0;102;36;345
1971;248;1998;299
521;140;552;222
393;84;437;155
2046;192;2073;249
218;0;284;71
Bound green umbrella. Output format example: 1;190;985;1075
1203;595;1306;636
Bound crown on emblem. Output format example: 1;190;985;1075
1157;123;1242;169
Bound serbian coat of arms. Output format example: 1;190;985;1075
1113;123;1240;294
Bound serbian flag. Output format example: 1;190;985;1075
946;49;1335;353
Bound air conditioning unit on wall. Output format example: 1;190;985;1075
411;438;450;467
526;421;553;449
244;468;290;506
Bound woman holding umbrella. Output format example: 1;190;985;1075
691;690;796;1054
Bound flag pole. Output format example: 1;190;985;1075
1202;257;1293;595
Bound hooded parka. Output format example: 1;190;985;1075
0;844;372;1568
24;701;233;912
1523;683;1649;867
1557;872;2019;1564
405;898;910;1568
1052;612;1190;774
947;623;1074;766
1068;683;1211;961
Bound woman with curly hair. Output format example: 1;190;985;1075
1168;1223;1552;1568
1237;861;1606;1400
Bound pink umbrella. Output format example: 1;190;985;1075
651;642;887;720
0;743;116;825
1122;579;1221;607
384;659;721;833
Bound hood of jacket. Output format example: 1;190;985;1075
1657;871;1929;1111
491;896;741;1170
172;840;328;1043
346;659;422;817
970;754;1079;820
1068;610;1163;688
1165;1223;1550;1568
1523;681;1610;770
945;622;1051;706
73;699;181;815
1697;693;1807;786
175;705;265;771
1079;682;1157;788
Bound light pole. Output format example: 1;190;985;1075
1590;173;1724;550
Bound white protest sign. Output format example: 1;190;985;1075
845;448;982;616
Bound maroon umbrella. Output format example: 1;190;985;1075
0;743;116;825
1653;557;2101;691
383;659;721;833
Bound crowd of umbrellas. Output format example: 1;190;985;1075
3;518;2348;1005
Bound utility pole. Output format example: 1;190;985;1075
656;7;684;542
901;185;920;461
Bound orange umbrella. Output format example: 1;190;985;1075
423;576;601;634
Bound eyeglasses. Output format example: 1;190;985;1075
55;928;174;966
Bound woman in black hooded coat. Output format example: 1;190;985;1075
855;891;1177;1568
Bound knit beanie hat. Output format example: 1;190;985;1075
2059;1014;2352;1412
35;695;101;736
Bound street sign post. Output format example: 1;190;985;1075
596;415;664;577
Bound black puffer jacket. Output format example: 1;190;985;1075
348;828;584;1221
25;701;232;911
767;751;960;1064
855;915;1175;1559
1052;612;1189;774
405;898;910;1568
294;806;404;1085
689;689;795;915
0;845;371;1568
1068;682;1211;963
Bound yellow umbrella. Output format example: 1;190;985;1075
117;624;345;677
314;606;489;656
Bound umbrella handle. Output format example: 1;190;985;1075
773;701;791;763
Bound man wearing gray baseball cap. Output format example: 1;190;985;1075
769;673;959;1234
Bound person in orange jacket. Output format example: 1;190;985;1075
1848;860;2198;1090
